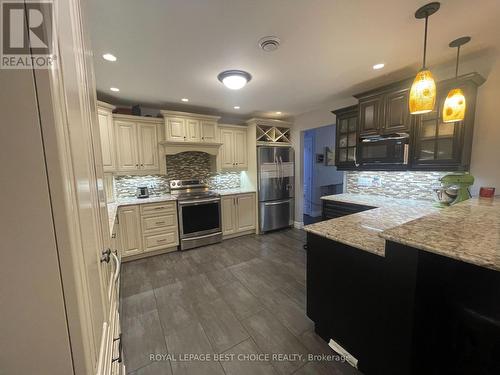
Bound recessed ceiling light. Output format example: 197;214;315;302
217;70;252;90
234;106;240;109
373;63;385;70
102;53;117;62
275;111;282;115
110;87;120;92
181;98;189;102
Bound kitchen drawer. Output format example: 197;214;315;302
140;201;176;216
143;231;178;252
141;213;177;232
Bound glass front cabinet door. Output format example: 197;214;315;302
333;105;358;170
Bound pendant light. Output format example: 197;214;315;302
443;36;470;122
409;2;440;115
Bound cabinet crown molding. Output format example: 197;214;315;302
246;117;292;127
160;110;221;121
97;100;115;110
112;113;163;124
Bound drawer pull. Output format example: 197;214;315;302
155;221;166;225
154;207;165;210
157;238;167;243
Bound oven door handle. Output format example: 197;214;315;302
178;197;221;205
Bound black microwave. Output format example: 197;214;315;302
358;134;409;165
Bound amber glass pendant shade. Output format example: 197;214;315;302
409;69;437;114
443;88;466;122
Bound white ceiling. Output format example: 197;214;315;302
86;0;500;119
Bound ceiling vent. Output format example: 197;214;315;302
259;36;281;52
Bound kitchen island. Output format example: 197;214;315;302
304;194;500;375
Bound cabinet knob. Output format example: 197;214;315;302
135;164;139;167
141;164;144;167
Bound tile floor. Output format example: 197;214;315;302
121;229;360;375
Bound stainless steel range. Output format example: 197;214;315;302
170;179;222;250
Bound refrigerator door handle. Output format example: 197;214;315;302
279;156;284;188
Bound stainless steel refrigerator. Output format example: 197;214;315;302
258;146;295;232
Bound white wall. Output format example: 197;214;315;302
292;51;500;223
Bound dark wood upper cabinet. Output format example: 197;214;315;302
332;73;484;172
355;79;413;137
384;88;411;133
358;96;383;135
410;73;485;171
332;105;358;170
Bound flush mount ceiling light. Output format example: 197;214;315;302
409;2;440;115
443;36;470;123
258;36;281;52
275;111;282;115
110;87;120;92
234;106;240;109
217;70;252;90
181;98;189;102
373;63;385;70
102;53;117;62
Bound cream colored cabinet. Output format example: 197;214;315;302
166;117;187;141
219;126;248;170
221;196;237;235
236;193;256;232
161;111;220;143
115;116;160;173
98;102;116;172
221;193;256;237
118;205;142;257
104;173;114;203
117;201;178;260
186;119;201;142
201;120;218;142
137;123;159;170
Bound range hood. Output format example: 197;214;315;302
159;140;223;156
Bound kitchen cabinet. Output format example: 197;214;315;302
114;115;160;173
219;126;248;170
332;105;358;170
161;110;221;144
355;79;412;137
410;73;484;171
221;193;256;237
97;102;116;172
118;205;142;257
117;201;178;260
322;200;375;220
201;120;218;142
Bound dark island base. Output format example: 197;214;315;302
306;233;500;375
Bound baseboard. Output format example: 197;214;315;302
122;246;177;262
222;228;256;240
294;221;304;229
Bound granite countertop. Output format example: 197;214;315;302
214;188;256;196
303;194;437;256
381;197;500;272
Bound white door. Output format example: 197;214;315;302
115;120;138;171
166;117;186;142
118;206;142;257
137;123;158;171
220;129;235;169
98;109;116;172
236;194;256;232
201;121;217;142
233;129;248;169
221;196;237;235
186;119;201;142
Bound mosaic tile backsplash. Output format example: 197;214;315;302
114;152;241;198
346;171;450;201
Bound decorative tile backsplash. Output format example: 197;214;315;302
115;175;170;198
114;151;241;198
346;171;450;201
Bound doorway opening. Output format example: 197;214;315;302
303;125;344;225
